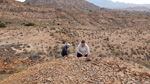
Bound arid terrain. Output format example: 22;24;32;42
1;56;150;84
0;0;150;83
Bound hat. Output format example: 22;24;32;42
66;43;70;47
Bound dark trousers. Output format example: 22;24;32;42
61;51;68;57
77;53;88;58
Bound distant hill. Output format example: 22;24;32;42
88;0;150;8
0;0;15;3
87;0;136;9
25;0;150;12
25;0;101;11
87;0;150;12
123;6;150;12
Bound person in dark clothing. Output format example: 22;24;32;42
61;43;70;57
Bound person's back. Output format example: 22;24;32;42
61;43;70;57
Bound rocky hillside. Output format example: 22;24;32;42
1;56;150;84
25;0;101;11
0;0;14;3
0;0;150;83
0;24;150;83
0;0;150;29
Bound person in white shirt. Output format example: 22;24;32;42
77;40;90;58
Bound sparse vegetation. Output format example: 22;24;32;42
62;39;66;44
24;22;36;26
0;74;9;82
37;51;46;55
50;27;56;30
120;56;150;68
0;23;6;28
50;33;54;36
131;48;137;55
5;22;12;24
99;53;109;57
112;50;122;56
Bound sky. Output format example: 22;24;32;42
16;0;150;4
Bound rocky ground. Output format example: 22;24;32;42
1;56;150;84
0;25;150;83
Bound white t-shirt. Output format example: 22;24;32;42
77;43;90;55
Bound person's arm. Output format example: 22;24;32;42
86;44;90;57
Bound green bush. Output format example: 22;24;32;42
24;22;36;26
0;23;6;28
99;53;108;57
37;51;46;55
62;39;66;44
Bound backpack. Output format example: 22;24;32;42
62;46;65;50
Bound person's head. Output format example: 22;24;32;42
81;40;85;47
66;43;70;48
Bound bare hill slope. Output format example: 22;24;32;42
1;56;150;84
0;0;150;29
0;0;150;83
